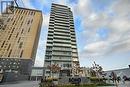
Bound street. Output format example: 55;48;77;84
0;81;40;87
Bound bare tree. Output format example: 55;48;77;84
91;61;105;78
47;64;61;78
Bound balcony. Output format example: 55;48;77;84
49;26;54;29
54;25;69;29
71;38;76;41
54;35;70;40
46;43;53;46
72;58;79;62
53;39;70;43
48;33;53;36
72;53;78;57
54;10;68;14
72;49;77;52
71;42;76;44
55;17;68;22
52;51;71;56
54;32;69;36
55;23;69;27
53;47;71;51
55;20;69;24
54;29;70;33
47;40;53;43
55;15;68;19
53;43;71;47
51;57;72;61
72;45;76;48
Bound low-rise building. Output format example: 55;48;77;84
30;67;45;81
105;68;130;78
79;67;91;77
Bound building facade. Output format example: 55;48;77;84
0;6;42;77
105;68;130;79
79;67;91;77
30;67;45;81
44;3;80;78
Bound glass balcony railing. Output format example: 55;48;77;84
53;43;71;47
54;32;70;36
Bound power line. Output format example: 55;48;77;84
13;0;25;7
14;0;19;7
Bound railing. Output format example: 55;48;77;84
53;43;71;47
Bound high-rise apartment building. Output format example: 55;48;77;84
44;3;80;78
0;6;42;76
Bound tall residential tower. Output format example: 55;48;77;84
44;3;80;78
0;6;42;76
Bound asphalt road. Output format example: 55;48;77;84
0;81;40;87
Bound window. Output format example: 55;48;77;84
46;52;52;55
7;18;10;22
21;21;23;26
3;25;7;30
46;56;51;59
1;41;5;48
33;12;35;15
20;16;23;20
8;49;12;57
28;11;30;15
20;50;23;58
31;19;33;23
21;29;24;34
15;9;17;13
18;10;21;14
8;34;12;40
47;46;52;49
12;21;15;25
16;32;19;38
46;71;50;73
31;11;33;15
19;42;23;48
28;27;30;32
21;10;23;14
17;37;21;43
63;64;71;67
11;28;15;33
7;44;11;51
23;11;25;14
27;20;30;25
25;11;27;15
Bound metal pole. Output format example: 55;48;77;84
14;0;19;7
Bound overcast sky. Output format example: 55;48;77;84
1;0;130;71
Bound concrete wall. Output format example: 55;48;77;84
2;72;29;82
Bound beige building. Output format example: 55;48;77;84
0;6;42;76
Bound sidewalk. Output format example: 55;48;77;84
105;81;130;87
0;81;40;87
118;81;130;87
